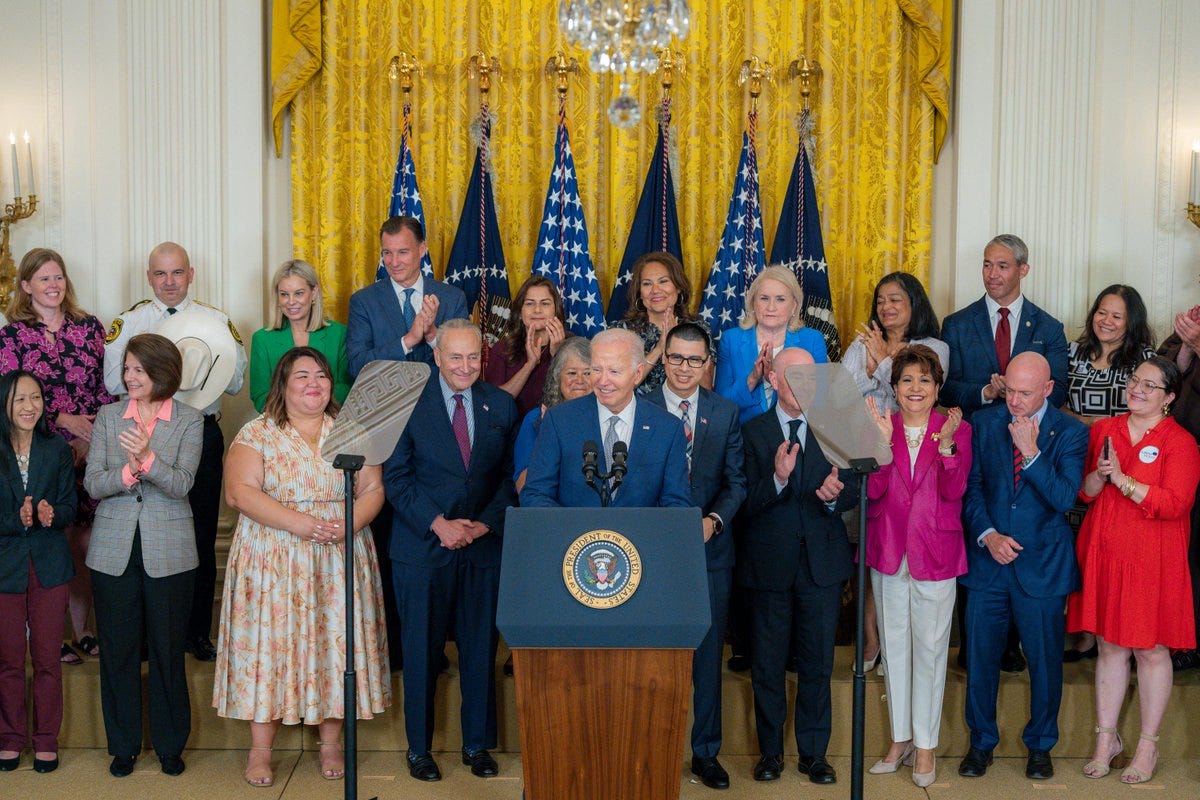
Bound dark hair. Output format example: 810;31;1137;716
263;346;341;427
1139;355;1182;407
501;275;566;358
625;251;690;322
380;215;424;242
124;333;182;401
664;320;712;355
1076;284;1155;371
0;371;53;444
869;272;940;341
890;343;945;387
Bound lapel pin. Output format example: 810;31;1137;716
642;424;651;430
1025;320;1031;327
700;417;708;425
482;404;489;412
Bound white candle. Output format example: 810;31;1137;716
24;131;34;197
8;131;19;198
1191;140;1200;206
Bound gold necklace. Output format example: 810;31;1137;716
904;425;927;448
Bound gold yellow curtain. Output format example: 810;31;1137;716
281;0;953;348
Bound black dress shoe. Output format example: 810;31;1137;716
726;653;751;672
184;635;217;662
0;755;19;771
160;754;186;776
33;756;59;773
461;748;498;777
110;755;137;777
1026;749;1053;779
690;756;730;789
407;752;441;781
1000;647;1026;673
958;747;993;777
797;755;837;784
1063;644;1098;663
753;755;783;781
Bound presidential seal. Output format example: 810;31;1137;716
562;529;642;609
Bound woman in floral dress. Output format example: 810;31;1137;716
0;248;113;663
213;347;389;787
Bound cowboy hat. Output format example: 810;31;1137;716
155;309;239;411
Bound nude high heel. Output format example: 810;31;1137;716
1082;725;1127;778
1120;732;1158;784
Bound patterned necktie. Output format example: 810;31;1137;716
603;415;620;474
995;307;1012;374
401;287;416;332
679;399;693;451
788;418;804;451
452;393;471;470
1012;442;1022;489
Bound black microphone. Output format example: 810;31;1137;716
582;440;600;488
610;440;629;488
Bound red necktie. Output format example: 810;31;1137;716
995;307;1011;374
452;393;471;470
1012;443;1022;489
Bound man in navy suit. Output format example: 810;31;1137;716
941;233;1069;673
520;328;691;509
645;322;746;790
346;216;469;376
738;347;859;785
957;352;1086;782
384;319;519;782
940;234;1068;418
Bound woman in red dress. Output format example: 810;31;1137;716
1067;355;1200;784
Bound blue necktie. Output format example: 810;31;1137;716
401;288;416;331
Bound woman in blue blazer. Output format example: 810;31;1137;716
715;265;829;424
0;371;76;773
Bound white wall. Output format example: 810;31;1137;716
931;0;1200;340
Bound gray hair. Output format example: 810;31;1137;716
592;328;645;370
269;259;327;332
986;234;1029;266
541;336;592;408
739;264;805;332
436;317;483;348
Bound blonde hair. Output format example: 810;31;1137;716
739;265;805;331
6;248;87;323
269;259;327;332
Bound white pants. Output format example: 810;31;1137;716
871;557;956;749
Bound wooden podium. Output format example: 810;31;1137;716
498;507;709;800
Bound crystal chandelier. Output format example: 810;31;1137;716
558;1;691;128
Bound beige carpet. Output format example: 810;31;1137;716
1;749;1197;799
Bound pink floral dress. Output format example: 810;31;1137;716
212;415;391;723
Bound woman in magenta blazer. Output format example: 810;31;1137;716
863;345;971;788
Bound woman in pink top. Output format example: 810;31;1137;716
863;344;971;787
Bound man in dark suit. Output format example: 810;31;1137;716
520;327;691;509
384;319;518;782
941;233;1069;673
738;347;859;785
957;352;1086;782
346;216;469;376
645;322;746;790
940;234;1068;417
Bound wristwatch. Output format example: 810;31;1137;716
706;513;724;535
939;441;957;456
1021;452;1038;469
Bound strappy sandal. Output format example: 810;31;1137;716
75;635;100;657
244;746;273;787
59;643;82;665
1120;732;1159;784
1082;725;1127;778
317;740;344;780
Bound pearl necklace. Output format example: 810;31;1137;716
903;425;927;448
15;451;30;469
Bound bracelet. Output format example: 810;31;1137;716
1120;475;1136;498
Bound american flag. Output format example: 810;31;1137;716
532;107;604;336
698;126;767;344
377;101;434;281
444;106;511;347
769;110;840;358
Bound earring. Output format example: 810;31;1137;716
1163;403;1171;416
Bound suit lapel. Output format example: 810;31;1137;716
467;385;494;472
690;392;710;459
971;300;999;373
1013;301;1037;352
426;378;464;475
890;418;915;492
0;447;24;507
910;415;943;488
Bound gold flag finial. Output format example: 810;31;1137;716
738;56;774;111
544;51;580;100
468;52;501;95
786;55;823;111
657;47;683;97
388;51;421;93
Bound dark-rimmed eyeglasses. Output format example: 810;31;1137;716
664;353;710;368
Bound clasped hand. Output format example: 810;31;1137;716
433;515;490;550
118;421;152;472
295;514;344;545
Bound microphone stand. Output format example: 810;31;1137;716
332;453;375;800
582;441;627;507
848;456;880;800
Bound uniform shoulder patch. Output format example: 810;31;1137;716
104;317;124;344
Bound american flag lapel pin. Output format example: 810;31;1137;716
700;417;708;425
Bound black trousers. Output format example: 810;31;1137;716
92;530;194;759
186;414;222;639
372;501;403;667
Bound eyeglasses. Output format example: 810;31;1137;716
664;353;710;368
1127;375;1166;392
